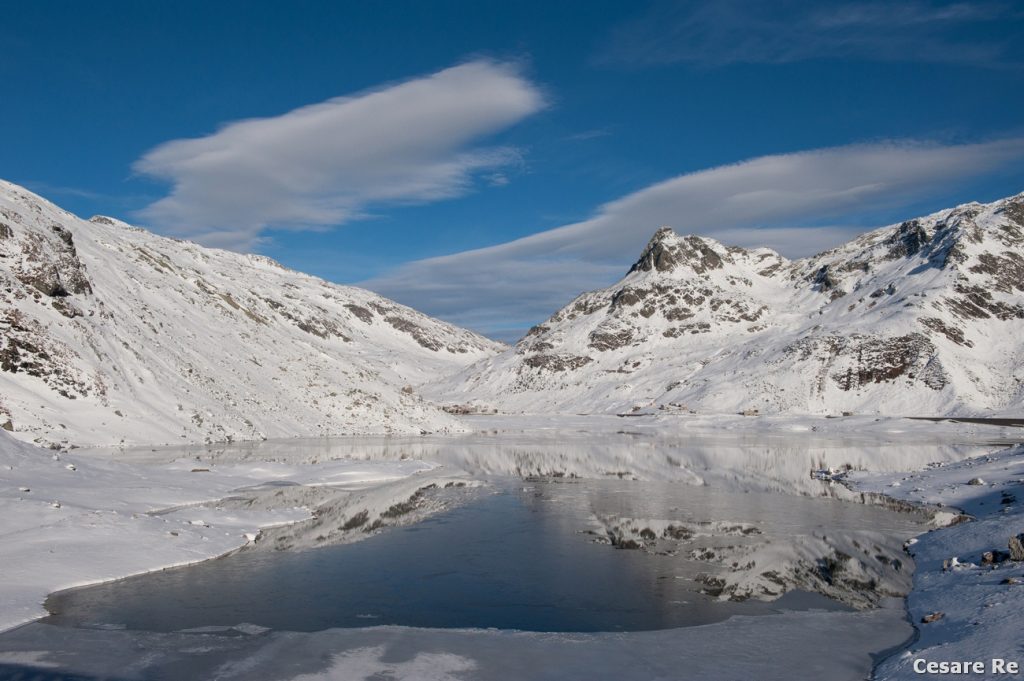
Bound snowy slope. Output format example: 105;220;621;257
0;180;503;446
430;192;1024;416
852;446;1024;677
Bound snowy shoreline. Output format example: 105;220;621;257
850;443;1024;678
0;429;457;633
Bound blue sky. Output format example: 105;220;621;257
2;1;1023;341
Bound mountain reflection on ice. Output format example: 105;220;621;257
113;419;995;499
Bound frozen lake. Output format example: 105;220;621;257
0;425;1001;680
42;478;868;634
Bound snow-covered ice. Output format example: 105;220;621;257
0;430;439;632
0;609;911;680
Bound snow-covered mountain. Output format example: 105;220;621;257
0;180;503;446
430;192;1024;416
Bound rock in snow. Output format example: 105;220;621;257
0;180;504;446
1010;534;1024;562
431;192;1024;417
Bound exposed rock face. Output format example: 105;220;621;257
522;354;593;372
783;334;948;393
0;180;504;446
430;192;1024;416
1010;534;1024;562
628;228;725;275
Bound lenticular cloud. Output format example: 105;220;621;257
134;60;546;250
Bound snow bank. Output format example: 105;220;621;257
851;445;1024;677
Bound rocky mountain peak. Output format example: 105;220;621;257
628;227;727;276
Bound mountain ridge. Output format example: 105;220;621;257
427;190;1024;416
0;179;504;446
5;178;1022;441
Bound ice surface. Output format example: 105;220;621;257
0;609;910;681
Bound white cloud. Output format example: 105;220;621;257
133;60;545;249
363;138;1024;339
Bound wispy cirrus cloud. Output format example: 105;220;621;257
132;60;546;250
20;181;152;208
565;128;612;142
363;137;1024;341
599;0;1022;68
